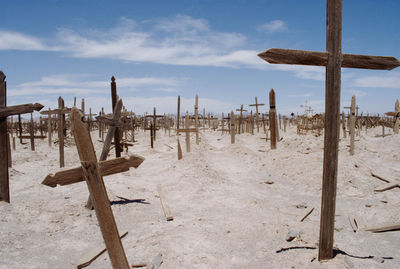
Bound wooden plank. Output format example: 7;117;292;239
42;155;145;187
157;184;174;221
349;96;356;155
177;96;180;134
0;71;9;203
76;231;128;269
29;113;35;151
195;95;199;145
70;107;130;269
269;89;277;149
185;112;190;152
0;103;44;118
177;138;183;160
365;224;400;233
394;99;399;134
231;111;235;144
176;128;197;133
258;48;400;70
374;182;400;192
318;0;342;261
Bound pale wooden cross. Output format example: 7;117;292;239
0;71;44;203
235;104;247;134
42;107;145;269
385;99;399;134
249;96;264;133
176;112;197;153
258;0;400;260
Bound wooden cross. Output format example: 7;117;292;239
235;105;247;134
230;111;235;144
110;76;122;157
42;107;144;268
194;95;200;144
0;71;44;203
258;0;400;260
176;112;197;152
249;96;264;133
385;99;399;134
145;107;164;141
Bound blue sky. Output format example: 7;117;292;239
1;0;399;117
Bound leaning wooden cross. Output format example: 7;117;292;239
42;107;145;269
258;0;400;260
385;99;399;135
0;71;44;203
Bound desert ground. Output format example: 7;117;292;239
1;124;400;269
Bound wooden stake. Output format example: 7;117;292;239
195;95;199;145
230;111;235;144
58;97;65;168
185;112;190;152
269;89;277;149
394;99;399;134
157;184;174;221
350;96;356;155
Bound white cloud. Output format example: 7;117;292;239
8;74;181;97
0;31;47;50
275;64;325;81
352;71;400;88
258;20;286;33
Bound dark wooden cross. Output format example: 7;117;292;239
42;107;144;268
268;89;277;149
249;96;264;133
145;107;164;141
258;0;400;260
0;71;44;203
235;105;247;134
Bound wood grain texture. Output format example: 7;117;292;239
70;107;130;269
157;184;174;221
0;71;9;202
258;48;400;70
0;103;44;118
42;155;145;187
318;0;342;261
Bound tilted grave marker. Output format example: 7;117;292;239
42;107;145;269
258;0;399;260
385;99;399;135
0;71;44;203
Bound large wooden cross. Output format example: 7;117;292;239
43;107;145;269
0;71;44;203
258;0;400;260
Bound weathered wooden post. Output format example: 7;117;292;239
236;105;247;134
185;112;190;152
349;96;356;155
269;89;277;150
341;111;347;138
150;123;154;148
29;113;35;151
47;108;52;146
18;114;23;144
394;100;399;134
230;111;235;144
58;97;65;168
258;0;399;259
111;76;122;158
176;96;180;134
195;95;199;144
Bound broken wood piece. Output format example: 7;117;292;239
177;138;182;160
157;184;173;221
370;171;391;183
77;231;128;269
365;223;400;233
42;155;145;187
374;182;400;192
348;216;358;232
300;207;314;222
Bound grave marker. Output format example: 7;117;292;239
258;0;399;260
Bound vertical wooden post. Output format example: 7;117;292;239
230;111;235;144
0;71;9;203
48;108;52;147
195;95;199;145
58;97;65;168
70;108;130;269
111;76;122;158
177;96;180;134
349;96;356;155
185;112;190;152
341;112;346;138
150;123;154;148
394;99;399;134
319;0;342;260
81;98;85;115
153;107;157;141
30;113;35;151
269;89;277;150
18;114;23;144
7;133;11;168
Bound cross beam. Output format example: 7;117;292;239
258;48;400;70
257;0;399;261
